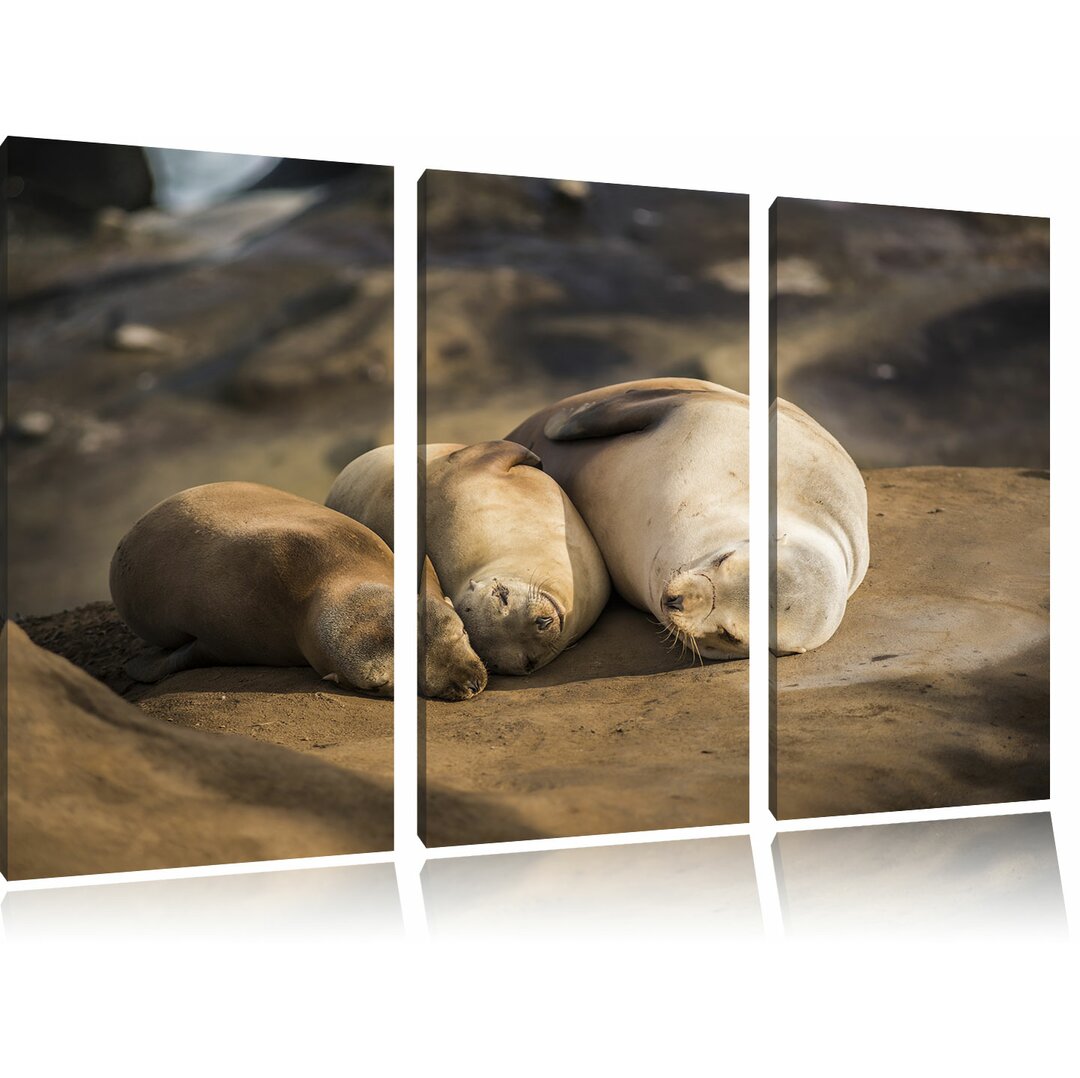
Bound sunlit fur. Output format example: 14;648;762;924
658;540;749;661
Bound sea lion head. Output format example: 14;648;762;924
771;532;849;655
313;582;395;696
457;576;564;675
660;540;750;660
421;591;488;701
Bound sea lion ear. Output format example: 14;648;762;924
542;388;689;441
322;672;341;684
448;440;543;473
443;595;454;606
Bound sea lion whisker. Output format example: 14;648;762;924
689;633;704;668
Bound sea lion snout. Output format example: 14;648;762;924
334;653;395;698
313;582;395;697
662;573;715;622
661;544;750;659
355;674;394;698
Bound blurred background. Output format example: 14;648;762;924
772;198;1049;469
4;137;393;616
421;170;748;443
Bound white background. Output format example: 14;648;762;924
1;4;1076;1074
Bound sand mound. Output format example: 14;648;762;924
772;467;1050;819
2;622;396;879
6;611;540;877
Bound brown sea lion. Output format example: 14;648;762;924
109;482;394;695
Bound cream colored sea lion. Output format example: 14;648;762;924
110;482;394;695
326;447;488;699
506;378;749;661
424;441;609;675
771;397;869;654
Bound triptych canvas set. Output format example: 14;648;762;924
1;138;1050;883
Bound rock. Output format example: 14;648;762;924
2;621;393;879
774;256;831;296
551;178;590;201
705;258;750;293
5;137;153;216
632;207;662;227
13;410;55;440
107;322;181;355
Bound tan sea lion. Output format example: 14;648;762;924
326;443;395;547
423;440;609;675
326;447;488;699
506;378;749;661
109;482;394;695
771;397;869;654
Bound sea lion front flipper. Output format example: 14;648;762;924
446;440;543;473
542;388;693;441
124;639;218;683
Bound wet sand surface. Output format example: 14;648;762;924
772;466;1049;819
422;594;749;844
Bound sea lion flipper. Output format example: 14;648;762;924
446;440;543;473
124;639;215;683
542;388;687;441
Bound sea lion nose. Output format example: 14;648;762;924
663;594;684;612
467;677;483;693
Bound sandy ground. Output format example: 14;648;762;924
771;466;1049;819
8;607;530;879
421;595;748;844
14;583;750;858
